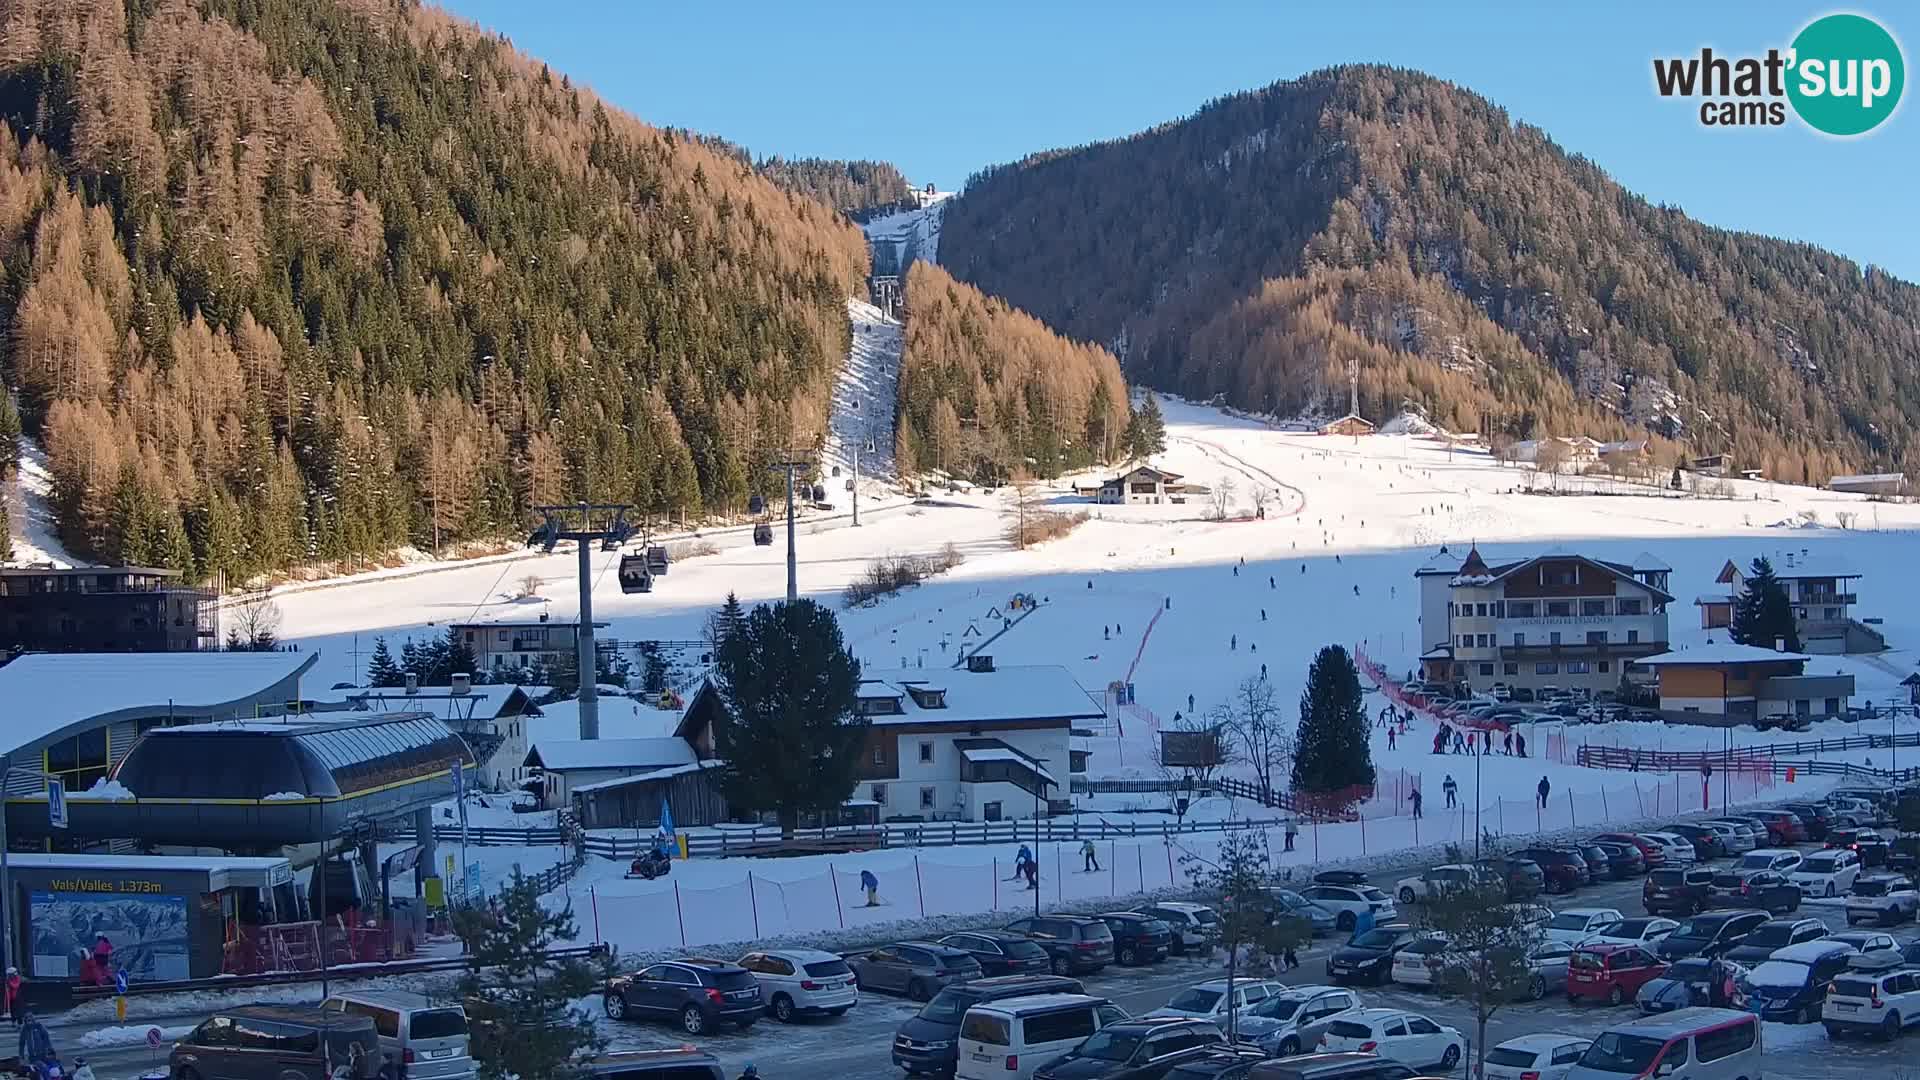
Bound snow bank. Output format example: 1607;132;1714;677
78;1023;196;1049
5;436;83;568
70;779;138;802
262;791;306;801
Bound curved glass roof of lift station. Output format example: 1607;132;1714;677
114;714;473;800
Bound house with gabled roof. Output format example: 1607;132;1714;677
1093;464;1184;505
1696;550;1884;654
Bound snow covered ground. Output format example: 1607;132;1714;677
271;394;1920;947
862;191;949;273
822;300;901;490
5;435;82;567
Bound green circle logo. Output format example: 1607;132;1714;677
1787;13;1905;136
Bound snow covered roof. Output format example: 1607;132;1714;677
527;736;697;772
1413;547;1466;576
569;759;721;794
857;665;1103;726
447;616;608;629
1630;552;1672;573
1694;594;1734;606
2;852;290;873
340;684;536;719
0;651;318;754
955;739;1058;782
1635;644;1812;666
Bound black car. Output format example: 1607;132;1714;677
1722;917;1829;964
1161;1046;1272;1080
1246;1053;1421;1080
1098;912;1174;966
579;1050;725;1080
1656;909;1771;962
1003;914;1116;974
1323;923;1419;985
891;974;1085;1075
1707;869;1801;914
1643;867;1715;916
1661;823;1729;860
1743;943;1857;1024
1780;803;1837;842
1590;841;1647;878
938;930;1052;975
604;958;763;1035
1031;1017;1226;1080
1311;870;1370;887
1830;828;1893;868
1574;843;1620;881
1514;847;1589;894
1474;856;1545;900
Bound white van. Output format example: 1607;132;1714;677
956;993;1127;1080
1566;1007;1760;1080
322;991;476;1080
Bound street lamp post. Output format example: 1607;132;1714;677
1032;757;1052;918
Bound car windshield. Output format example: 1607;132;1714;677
804;958;852;977
1670;919;1716;939
1832;978;1879;998
1004;941;1046;959
1748;960;1811;989
1802;857;1841;873
1073;1030;1144;1062
1743;925;1794;946
1484;1048;1539;1068
1192;909;1218;924
713;970;759;991
1853;881;1889;897
1166;988;1223;1013
1254;999;1301;1020
1547;914;1595;930
919;989;977;1023
1666;959;1712;981
1650;869;1687;884
1579;1033;1667;1074
409;1010;468;1039
1349;929;1402;949
1741;854;1779;869
1356;887;1389;902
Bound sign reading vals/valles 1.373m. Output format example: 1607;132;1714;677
1653;12;1906;135
46;878;168;894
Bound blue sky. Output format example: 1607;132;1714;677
442;1;1915;282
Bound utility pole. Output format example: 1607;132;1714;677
768;457;811;602
529;503;636;740
852;442;861;528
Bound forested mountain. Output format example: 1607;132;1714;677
941;65;1920;481
896;261;1128;481
0;0;870;582
685;131;915;215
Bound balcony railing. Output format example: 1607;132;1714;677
1796;592;1855;606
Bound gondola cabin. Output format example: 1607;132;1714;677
618;557;654;594
646;545;669;575
811;483;827;503
753;523;773;546
748;494;765;515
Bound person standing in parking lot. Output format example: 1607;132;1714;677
1537;776;1551;808
1283;816;1299;851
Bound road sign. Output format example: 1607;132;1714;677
146;1027;164;1049
116;969;128;994
47;778;67;829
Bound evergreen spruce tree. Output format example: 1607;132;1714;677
0;389;20;476
707;591;747;649
366;637;403;687
1731;557;1800;652
399;639;424;682
444;626;478;681
0;492;12;563
454;872;607;1080
1291;644;1375;794
713;599;865;834
1125;394;1168;459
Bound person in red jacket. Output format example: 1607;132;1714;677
3;966;21;1020
91;936;114;986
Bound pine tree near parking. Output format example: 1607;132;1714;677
455;872;606;1080
1731;557;1800;652
713;599;865;835
1291;645;1375;795
365;637;403;687
1425;880;1546;1079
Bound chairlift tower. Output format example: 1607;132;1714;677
528;503;636;740
768;456;812;602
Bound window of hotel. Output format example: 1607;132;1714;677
1823;607;1838;620
1460;634;1471;647
1535;662;1559;675
1508;601;1537;618
1597;661;1611;674
1566;661;1590;674
871;783;887;804
1586;630;1607;645
919;742;934;763
1581;600;1608;617
1547;601;1573;616
1627;629;1639;644
920;786;937;809
1541;564;1577;586
1617;598;1644;615
1513;633;1526;647
1476;634;1491;648
1479;664;1494;676
1550;631;1562;645
1475;603;1489;617
1503;663;1519;676
45;727;110;794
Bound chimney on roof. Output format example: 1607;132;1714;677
451;672;471;695
404;672;419;695
1775;637;1787;652
967;654;995;673
539;612;549;623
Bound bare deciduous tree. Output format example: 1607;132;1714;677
515;573;543;599
1210;675;1293;798
226;595;283;651
1249;487;1273;516
1151;711;1239;787
1530;439;1569;491
1210;476;1238;521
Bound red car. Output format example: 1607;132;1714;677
1592;833;1667;869
1745;810;1808;845
1565;944;1669;1006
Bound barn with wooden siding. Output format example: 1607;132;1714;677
570;760;728;830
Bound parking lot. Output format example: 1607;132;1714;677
599;832;1917;1080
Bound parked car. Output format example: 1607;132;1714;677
604;958;765;1034
957;993;1128;1080
852;942;986;1001
1393;864;1500;905
1003;915;1117;974
1827;797;1882;828
1588;842;1647;879
576;1050;724;1080
1845;872;1920;925
1590;833;1666;869
1262;891;1338;937
1474;857;1546;900
1700;820;1760;854
1636;833;1696;867
1298;885;1397;932
1743;810;1809;845
1324;924;1420;986
1542;908;1626;946
172;1006;380;1080
1514;847;1590;895
1707;869;1801;915
735;948;857;1022
1830;828;1893;868
1311;871;1371;887
321;991;474;1080
1643;867;1715;916
1481;1034;1592;1080
1148;979;1287;1026
1566;945;1668;1006
1742;940;1858;1024
1658;823;1727;861
939;931;1053;976
1823;957;1920;1040
1389;936;1451;988
1568;1008;1763;1080
1314;1009;1465;1073
1656;910;1771;962
1572;843;1623;881
1096;913;1174;966
1788;848;1862;899
1779;802;1837;842
1029;1017;1224;1080
1721;918;1829;964
1159;1047;1270;1080
1243;1052;1423;1080
1575;917;1679;950
1826;930;1899;961
1134;902;1219;955
892;975;1086;1076
1235;986;1364;1058
1635;958;1750;1014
